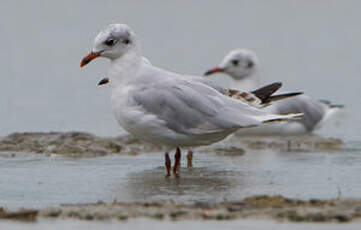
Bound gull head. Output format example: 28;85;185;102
204;49;259;80
80;24;137;67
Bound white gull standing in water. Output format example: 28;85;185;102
80;24;302;177
204;49;344;134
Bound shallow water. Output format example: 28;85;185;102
1;140;360;210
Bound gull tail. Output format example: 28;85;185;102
317;100;344;126
319;99;345;109
262;113;304;124
251;82;303;106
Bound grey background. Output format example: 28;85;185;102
0;1;359;140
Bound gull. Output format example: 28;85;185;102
80;24;302;177
97;76;302;168
204;49;344;134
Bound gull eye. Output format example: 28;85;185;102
247;61;254;68
122;39;130;45
231;60;239;66
104;38;117;47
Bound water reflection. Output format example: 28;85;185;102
123;166;243;203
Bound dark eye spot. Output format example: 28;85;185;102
104;38;116;47
232;60;239;66
247;61;254;68
123;39;130;45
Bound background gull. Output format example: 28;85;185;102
205;49;344;134
80;24;302;177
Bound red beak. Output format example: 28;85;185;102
80;51;102;67
204;67;224;76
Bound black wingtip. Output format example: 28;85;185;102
251;82;283;104
266;92;303;103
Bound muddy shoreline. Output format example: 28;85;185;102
0;132;343;157
1;195;360;223
0;132;161;157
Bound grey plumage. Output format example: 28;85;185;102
275;95;327;131
132;78;262;136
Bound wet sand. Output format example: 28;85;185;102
37;195;361;222
1;195;361;223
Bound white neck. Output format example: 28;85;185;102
231;71;261;92
109;49;142;89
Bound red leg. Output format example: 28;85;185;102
173;147;181;177
187;150;193;169
165;152;171;177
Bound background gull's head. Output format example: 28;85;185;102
204;49;260;80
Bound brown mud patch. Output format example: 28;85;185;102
0;208;38;221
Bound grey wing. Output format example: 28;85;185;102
178;74;228;94
132;80;262;135
274;95;326;131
